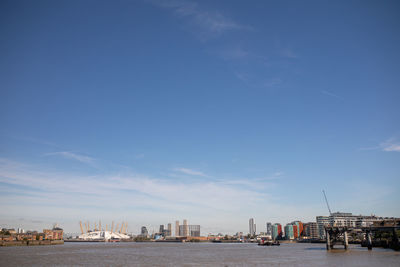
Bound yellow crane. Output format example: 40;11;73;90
123;222;128;234
79;221;84;235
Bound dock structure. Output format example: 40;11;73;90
325;226;349;250
361;225;400;251
325;224;400;251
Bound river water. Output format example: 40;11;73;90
0;242;399;266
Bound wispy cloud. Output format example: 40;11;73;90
218;46;249;61
173;167;208;177
321;90;341;99
235;71;282;89
380;138;400;152
149;0;251;40
360;138;400;152
280;47;298;59
45;151;95;164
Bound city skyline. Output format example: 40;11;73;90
1;0;400;234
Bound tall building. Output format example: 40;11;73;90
249;218;256;236
167;223;172;237
303;222;319;239
183;219;188;237
284;224;294;240
175;220;180;237
272;223;282;240
266;222;272;237
159;225;164;234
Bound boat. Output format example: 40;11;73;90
258;240;280;246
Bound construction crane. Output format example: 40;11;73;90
322;190;332;215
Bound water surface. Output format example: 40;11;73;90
0;242;399;266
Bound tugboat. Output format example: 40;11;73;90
258;239;280;246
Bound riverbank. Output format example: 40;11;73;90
0;240;64;247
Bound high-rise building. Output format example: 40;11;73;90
167;223;172;237
266;222;272;237
159;225;164;234
175;220;180;237
249;218;256;236
272;223;282;240
183;219;188;237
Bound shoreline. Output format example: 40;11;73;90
0;240;64;247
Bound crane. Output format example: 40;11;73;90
322;190;332;215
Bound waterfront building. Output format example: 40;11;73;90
266;222;272;238
167;223;172;237
291;221;303;237
316;212;382;239
284;224;294;240
183;219;188;237
316;216;330;239
159;225;164;234
179;224;201;237
141;226;148;237
329;212;382;228
272;223;282;240
188;225;200;237
43;227;63;240
249;218;256;236
303;222;319;239
292;224;298;239
175;220;180;237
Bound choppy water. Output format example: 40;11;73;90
0;242;399;266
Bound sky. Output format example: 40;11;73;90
0;0;399;235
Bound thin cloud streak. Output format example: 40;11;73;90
149;0;252;40
380;138;400;152
321;90;341;99
173;167;208;177
45;151;95;164
360;138;400;152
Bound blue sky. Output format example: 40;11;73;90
0;0;399;234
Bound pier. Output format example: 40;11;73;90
325;224;400;251
325;227;349;250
